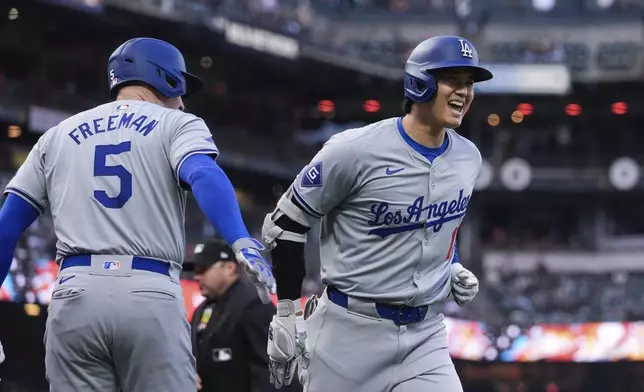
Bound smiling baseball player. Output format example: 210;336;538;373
262;36;490;392
0;38;273;392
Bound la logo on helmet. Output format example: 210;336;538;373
458;39;473;59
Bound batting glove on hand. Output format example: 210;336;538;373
268;300;308;389
232;238;275;304
451;263;479;307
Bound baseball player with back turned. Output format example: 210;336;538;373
0;38;274;392
262;35;491;392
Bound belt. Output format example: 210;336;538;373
60;255;170;277
326;286;429;325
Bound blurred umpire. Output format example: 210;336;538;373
189;239;302;392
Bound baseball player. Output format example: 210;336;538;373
261;36;490;392
0;37;273;392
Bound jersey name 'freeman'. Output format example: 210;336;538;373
68;111;159;145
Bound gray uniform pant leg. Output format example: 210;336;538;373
301;294;396;392
45;273;118;392
111;273;195;392
390;324;463;392
45;270;196;392
301;292;462;392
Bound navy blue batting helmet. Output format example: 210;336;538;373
404;35;493;103
107;38;203;98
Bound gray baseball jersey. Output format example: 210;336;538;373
4;99;218;264
290;117;481;306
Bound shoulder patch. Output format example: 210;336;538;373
301;162;323;188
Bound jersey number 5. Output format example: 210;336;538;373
93;142;132;209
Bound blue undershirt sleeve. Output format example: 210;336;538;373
178;154;250;245
452;241;460;264
0;194;40;285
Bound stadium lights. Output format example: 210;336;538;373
200;56;213;69
363;100;381;113
516;103;533;116
487;113;500;127
612;101;628;115
565;103;582;116
596;0;615;9
24;303;40;317
317;100;335;114
511;111;524;124
8;8;18;20
8;125;21;138
532;0;556;12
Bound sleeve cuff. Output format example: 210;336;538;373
4;187;45;215
291;188;324;219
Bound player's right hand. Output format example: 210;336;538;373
231;238;275;303
450;263;479;307
268;300;306;389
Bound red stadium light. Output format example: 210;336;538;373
317;100;335;113
516;103;533;116
363;100;381;113
612;101;628;115
565;103;582;116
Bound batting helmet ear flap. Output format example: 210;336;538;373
403;70;438;103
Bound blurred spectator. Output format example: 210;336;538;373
486;265;644;327
524;38;566;64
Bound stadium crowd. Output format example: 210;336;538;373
487;267;644;327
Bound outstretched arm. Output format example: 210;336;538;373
179;153;249;245
179;154;274;301
0;194;40;284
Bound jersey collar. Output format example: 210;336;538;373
395;117;452;167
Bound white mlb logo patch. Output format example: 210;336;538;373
103;261;121;270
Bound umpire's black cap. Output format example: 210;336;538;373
187;239;236;272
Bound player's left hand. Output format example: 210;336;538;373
450;263;479;307
232;238;275;304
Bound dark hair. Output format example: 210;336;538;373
402;97;414;114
